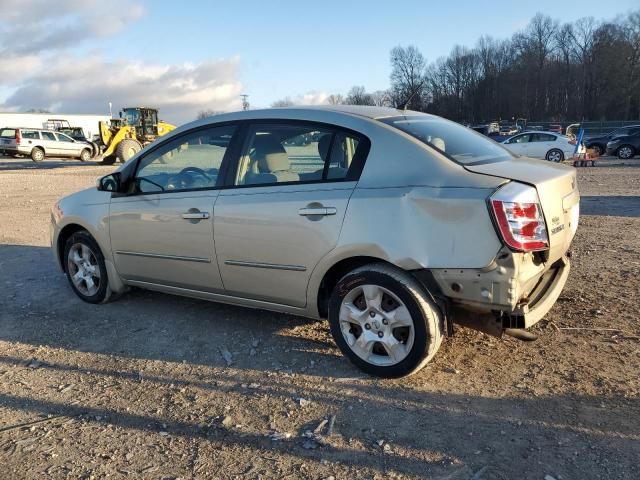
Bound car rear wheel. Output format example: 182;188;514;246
31;147;45;162
79;148;91;162
617;145;635;160
546;149;564;162
328;263;443;378
64;231;112;304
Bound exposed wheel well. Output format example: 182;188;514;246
317;256;392;318
57;224;87;271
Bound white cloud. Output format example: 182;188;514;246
1;56;244;124
297;91;330;105
0;0;244;124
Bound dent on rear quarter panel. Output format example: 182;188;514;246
338;186;503;270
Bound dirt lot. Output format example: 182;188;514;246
0;155;639;480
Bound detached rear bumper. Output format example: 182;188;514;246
502;255;570;328
416;252;571;336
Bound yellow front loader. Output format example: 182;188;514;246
99;107;176;164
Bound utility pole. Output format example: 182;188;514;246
240;94;250;111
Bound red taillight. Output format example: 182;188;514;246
569;139;577;145
491;199;549;252
15;129;21;145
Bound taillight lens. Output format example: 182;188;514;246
491;198;549;252
15;129;21;145
569;139;577;145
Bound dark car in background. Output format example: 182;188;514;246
606;130;640;159
586;125;640;156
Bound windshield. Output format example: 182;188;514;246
380;115;514;165
123;108;140;126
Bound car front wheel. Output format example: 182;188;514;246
64;231;112;303
328;263;443;378
617;145;635;160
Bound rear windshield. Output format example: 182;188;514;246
0;128;16;138
380;115;514;165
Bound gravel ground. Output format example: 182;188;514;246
0;155;639;480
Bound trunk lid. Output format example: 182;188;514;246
466;157;579;263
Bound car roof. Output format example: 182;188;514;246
256;105;430;120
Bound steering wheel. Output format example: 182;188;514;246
173;167;211;189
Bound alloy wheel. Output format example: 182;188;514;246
619;146;633;159
338;284;415;366
67;242;101;296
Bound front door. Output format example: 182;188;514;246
109;124;237;292
214;122;368;307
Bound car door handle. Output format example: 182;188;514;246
298;207;337;216
181;211;210;220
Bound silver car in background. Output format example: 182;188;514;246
0;127;93;162
50;106;579;377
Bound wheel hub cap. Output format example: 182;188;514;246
67;243;100;296
339;284;415;366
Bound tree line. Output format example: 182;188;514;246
272;10;640;123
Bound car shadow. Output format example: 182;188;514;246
1;244;639;479
580;195;640;218
0;155;112;171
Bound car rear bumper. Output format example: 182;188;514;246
418;251;571;335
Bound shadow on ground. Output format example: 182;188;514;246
580;195;640;218
1;244;639;479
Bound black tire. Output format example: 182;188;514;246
545;148;564;162
100;154;117;165
328;263;443;378
63;231;112;304
79;148;91;162
31;147;45;162
617;145;635;160
89;141;100;158
116;139;142;163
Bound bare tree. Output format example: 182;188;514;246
389;45;428;110
271;97;295;107
344;86;374;106
196;109;223;119
326;94;344;105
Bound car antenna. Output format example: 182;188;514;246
397;80;426;112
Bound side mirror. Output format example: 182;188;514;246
97;172;121;192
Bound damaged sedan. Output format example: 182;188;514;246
51;106;579;377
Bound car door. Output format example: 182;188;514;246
504;134;531;156
529;133;556;158
55;132;80;157
40;131;61;156
214;121;369;307
108;124;238;292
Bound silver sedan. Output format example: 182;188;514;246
51;106;579;377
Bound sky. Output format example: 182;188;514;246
0;0;637;124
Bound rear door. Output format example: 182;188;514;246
109;124;237;292
531;133;558;158
40;131;61;156
213;121;369;307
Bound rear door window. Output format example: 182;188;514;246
234;123;367;186
41;132;57;141
22;131;40;140
532;133;556;142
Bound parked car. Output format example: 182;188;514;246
585;125;640;156
0;127;93;162
51;106;579;378
499;126;518;136
605;131;639;159
501;131;577;162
